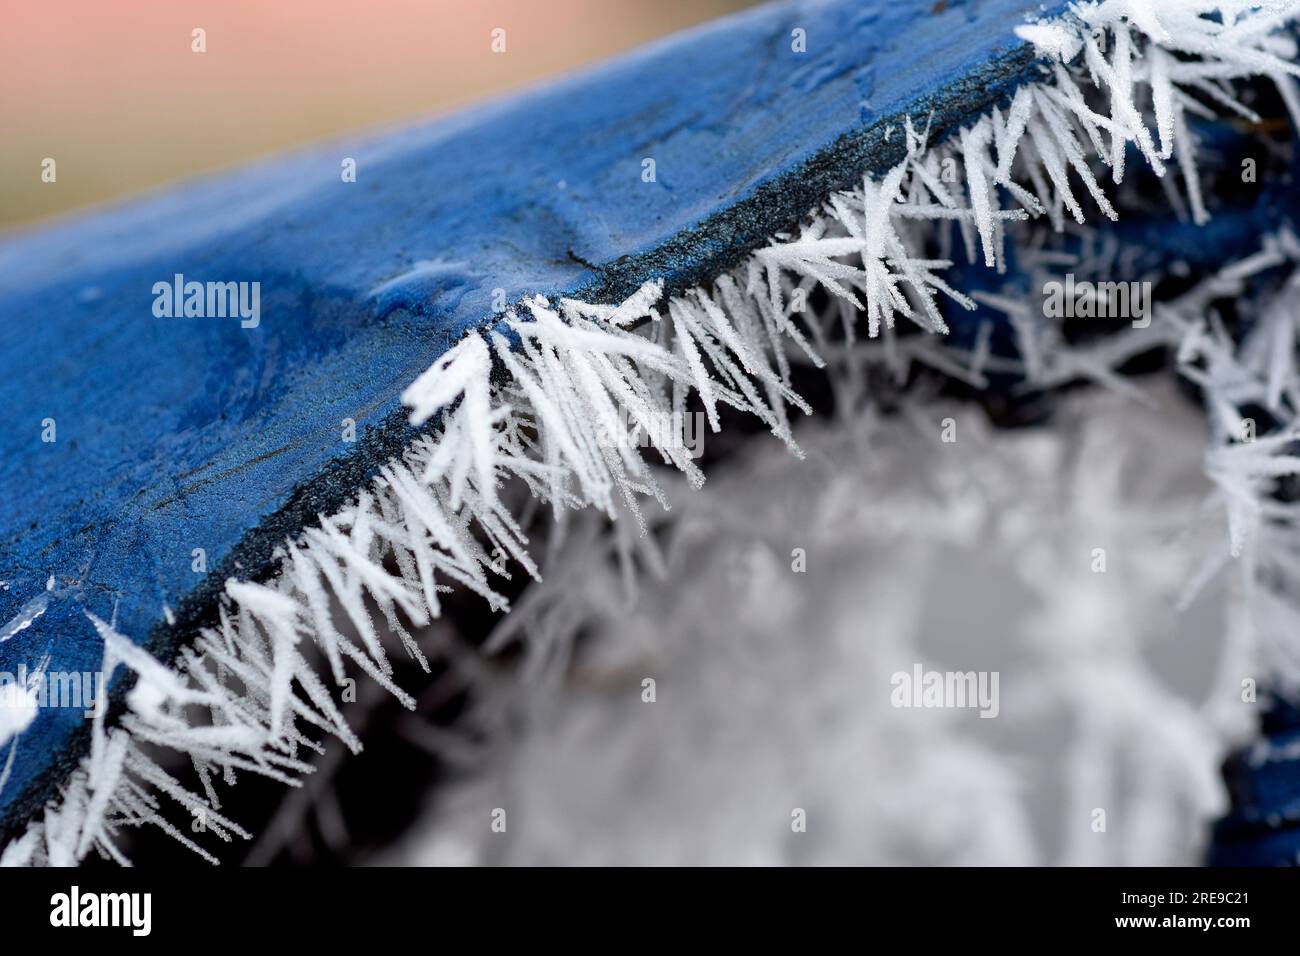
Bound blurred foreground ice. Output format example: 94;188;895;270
380;382;1254;865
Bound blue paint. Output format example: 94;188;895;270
1210;696;1300;866
0;0;1066;834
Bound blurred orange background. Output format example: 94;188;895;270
0;0;754;229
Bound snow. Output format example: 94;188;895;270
386;383;1239;865
0;683;38;750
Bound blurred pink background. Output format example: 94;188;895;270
0;0;752;229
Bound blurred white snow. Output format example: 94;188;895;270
379;381;1253;865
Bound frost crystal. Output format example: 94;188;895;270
8;0;1300;865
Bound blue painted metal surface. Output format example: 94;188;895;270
1210;696;1300;866
0;0;1065;835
